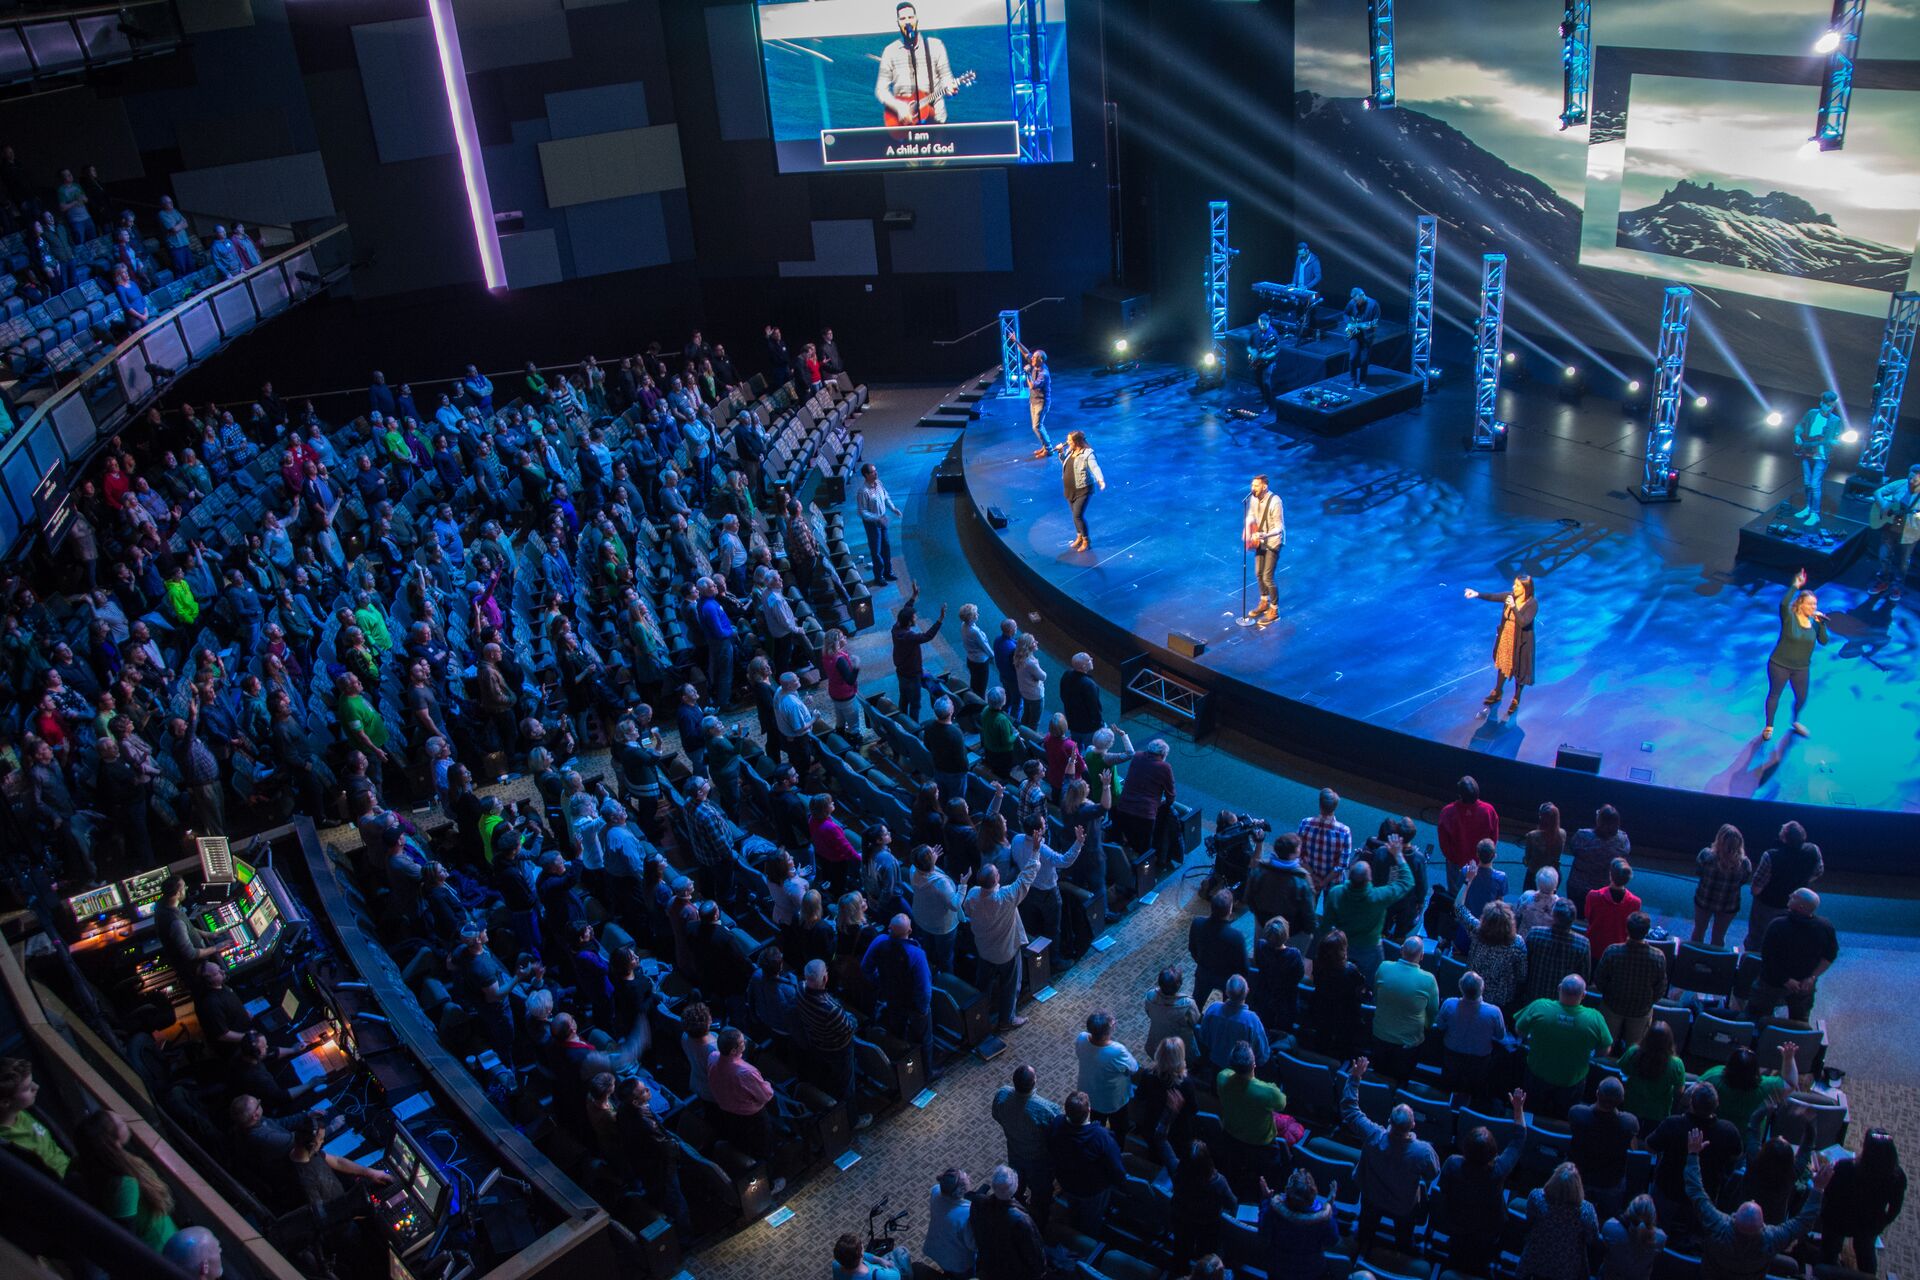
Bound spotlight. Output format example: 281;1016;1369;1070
1627;380;1642;393
1503;352;1517;365
1196;347;1225;389
1814;29;1841;54
1202;351;1217;368
1113;338;1130;355
1563;365;1577;378
1765;410;1784;427
1841;428;1861;444
1693;395;1709;409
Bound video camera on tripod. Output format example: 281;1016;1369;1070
1206;810;1270;890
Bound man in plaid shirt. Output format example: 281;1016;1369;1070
1594;911;1668;1046
1522;897;1591;1004
687;776;740;905
1296;787;1353;891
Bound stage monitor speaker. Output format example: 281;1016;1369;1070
1167;631;1206;658
1084;285;1151;340
1556;744;1603;774
985;505;1009;528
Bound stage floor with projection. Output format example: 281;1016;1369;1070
960;360;1920;851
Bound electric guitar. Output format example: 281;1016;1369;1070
884;69;977;127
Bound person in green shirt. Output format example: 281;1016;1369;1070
0;1058;70;1178
352;594;393;654
1217;1039;1287;1186
1319;844;1414;967
76;1109;177;1252
335;674;392;783
163;567;199;626
1370;936;1440;1080
1617;1023;1686;1123
1699;1043;1798;1136
978;688;1022;778
1513;975;1614;1118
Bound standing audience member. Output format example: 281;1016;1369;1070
1187;888;1249;1006
1075;1010;1138;1140
1514;975;1613;1118
974;1166;1046;1280
1570;1075;1640;1222
1684;1129;1832;1278
1337;1056;1440;1253
991;1064;1062;1230
1595;910;1667;1049
1437;775;1499;894
1819;1130;1906;1275
1693;824;1753;946
1747;888;1838;1023
1520;1163;1601;1280
1050;1091;1126;1233
1568;804;1631;910
1745;821;1822;948
1369;936;1439;1082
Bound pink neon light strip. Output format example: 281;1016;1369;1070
427;0;506;289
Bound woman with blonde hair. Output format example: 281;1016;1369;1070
1013;633;1046;729
1520;1161;1598;1280
75;1110;177;1250
1061;429;1106;552
822;628;863;738
1692;823;1752;946
1454;868;1529;1010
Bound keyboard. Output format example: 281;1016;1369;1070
1253;282;1320;307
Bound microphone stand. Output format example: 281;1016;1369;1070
1236;490;1255;627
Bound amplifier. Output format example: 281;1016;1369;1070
1555;744;1604;774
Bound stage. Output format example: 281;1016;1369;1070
959;360;1920;865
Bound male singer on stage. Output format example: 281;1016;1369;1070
1343;286;1381;388
1290;241;1323;343
1247;311;1280;401
875;3;958;125
1243;473;1285;625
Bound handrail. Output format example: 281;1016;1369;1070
0;930;308;1280
0;221;351;562
932;295;1065;347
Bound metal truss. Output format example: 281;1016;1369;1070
1000;309;1027;397
1007;0;1055;163
1560;0;1592;128
1859;290;1920;477
1412;215;1436;384
1638;285;1692;501
1471;253;1508;451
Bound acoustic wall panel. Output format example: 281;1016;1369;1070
777;220;878;278
884;169;1013;274
545;81;648;139
449;0;571;74
352;18;456;164
564;192;670;277
537;124;684;207
706;6;768;142
501;228;564;288
170;151;336;228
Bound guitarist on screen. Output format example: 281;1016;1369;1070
876;2;964;125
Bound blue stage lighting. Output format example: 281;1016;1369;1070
1559;1;1592;128
1471;254;1508;451
1813;2;1865;151
1637;286;1692;503
1366;0;1396;108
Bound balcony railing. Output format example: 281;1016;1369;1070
0;220;351;559
0;0;187;96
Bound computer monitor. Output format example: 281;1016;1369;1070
387;1125;451;1218
246;896;279;940
197;836;234;884
121;866;170;907
66;883;125;920
233;857;255;887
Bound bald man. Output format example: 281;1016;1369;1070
860;912;936;1077
162;1226;224;1279
1749;887;1837;1024
1686;1126;1832;1277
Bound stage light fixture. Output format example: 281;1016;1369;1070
1113;338;1129;355
1814;29;1842;53
1766;410;1784;426
1202;351;1218;367
1842;428;1861;443
1627;380;1642;393
1504;351;1517;365
1563;365;1577;378
1693;395;1709;409
1812;3;1864;152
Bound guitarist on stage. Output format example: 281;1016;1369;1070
1868;463;1920;601
1342;287;1381;388
876;3;959;125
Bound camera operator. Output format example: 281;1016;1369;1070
1206;809;1267;894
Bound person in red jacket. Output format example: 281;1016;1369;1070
1437;776;1499;894
810;792;863;896
1584;857;1641;958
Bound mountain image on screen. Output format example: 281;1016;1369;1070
1292;92;1583;266
1617;180;1913;291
